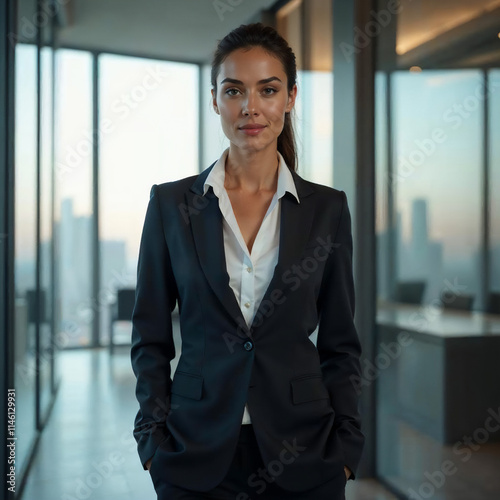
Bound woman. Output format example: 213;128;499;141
131;22;364;500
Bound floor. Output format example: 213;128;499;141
20;339;397;500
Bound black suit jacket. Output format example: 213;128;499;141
130;161;365;493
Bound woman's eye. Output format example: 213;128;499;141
224;87;277;96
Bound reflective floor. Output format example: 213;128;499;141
20;340;397;500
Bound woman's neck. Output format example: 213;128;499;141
224;146;280;194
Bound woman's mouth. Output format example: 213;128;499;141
239;125;266;136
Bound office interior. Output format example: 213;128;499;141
1;0;500;499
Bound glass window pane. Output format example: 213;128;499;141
490;70;500;293
99;55;199;345
393;70;482;306
375;71;391;300
376;46;489;500
39;45;54;418
296;70;333;185
14;41;37;473
55;49;93;347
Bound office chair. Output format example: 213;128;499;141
440;290;474;311
487;292;500;315
394;281;426;305
109;288;136;353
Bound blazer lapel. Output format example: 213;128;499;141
187;164;315;338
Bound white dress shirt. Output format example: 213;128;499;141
203;147;300;425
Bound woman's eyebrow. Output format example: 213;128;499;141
220;76;282;85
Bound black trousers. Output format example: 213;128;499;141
152;424;347;500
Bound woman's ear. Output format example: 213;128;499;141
285;84;298;113
211;88;219;115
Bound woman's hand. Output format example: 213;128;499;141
344;466;352;480
146;458;153;471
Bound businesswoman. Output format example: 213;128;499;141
131;22;364;500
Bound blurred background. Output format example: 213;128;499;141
1;0;500;499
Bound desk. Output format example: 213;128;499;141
376;301;500;444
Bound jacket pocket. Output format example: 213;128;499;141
290;374;330;404
171;371;203;400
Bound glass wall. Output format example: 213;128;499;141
10;0;60;485
375;1;500;498
295;70;334;186
375;72;391;300
54;49;94;348
39;44;55;423
392;69;483;306
490;70;500;293
98;55;199;345
13;40;38;477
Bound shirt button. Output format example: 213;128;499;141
246;267;252;273
244;302;251;308
243;341;254;351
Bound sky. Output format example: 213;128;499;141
14;46;500;266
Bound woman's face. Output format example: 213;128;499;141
211;46;297;155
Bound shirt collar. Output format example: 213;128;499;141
203;147;300;204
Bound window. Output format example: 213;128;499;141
392;70;482;307
490;70;500;292
55;49;94;347
39;44;55;419
99;55;199;345
14;41;37;473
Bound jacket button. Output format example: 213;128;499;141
243;341;254;351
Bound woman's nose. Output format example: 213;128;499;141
242;93;258;115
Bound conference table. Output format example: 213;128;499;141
376;300;500;444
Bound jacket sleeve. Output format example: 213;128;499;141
130;184;178;470
316;190;365;480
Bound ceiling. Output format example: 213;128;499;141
17;0;500;68
397;0;500;54
396;0;500;68
55;0;278;63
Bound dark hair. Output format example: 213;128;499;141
211;23;298;172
